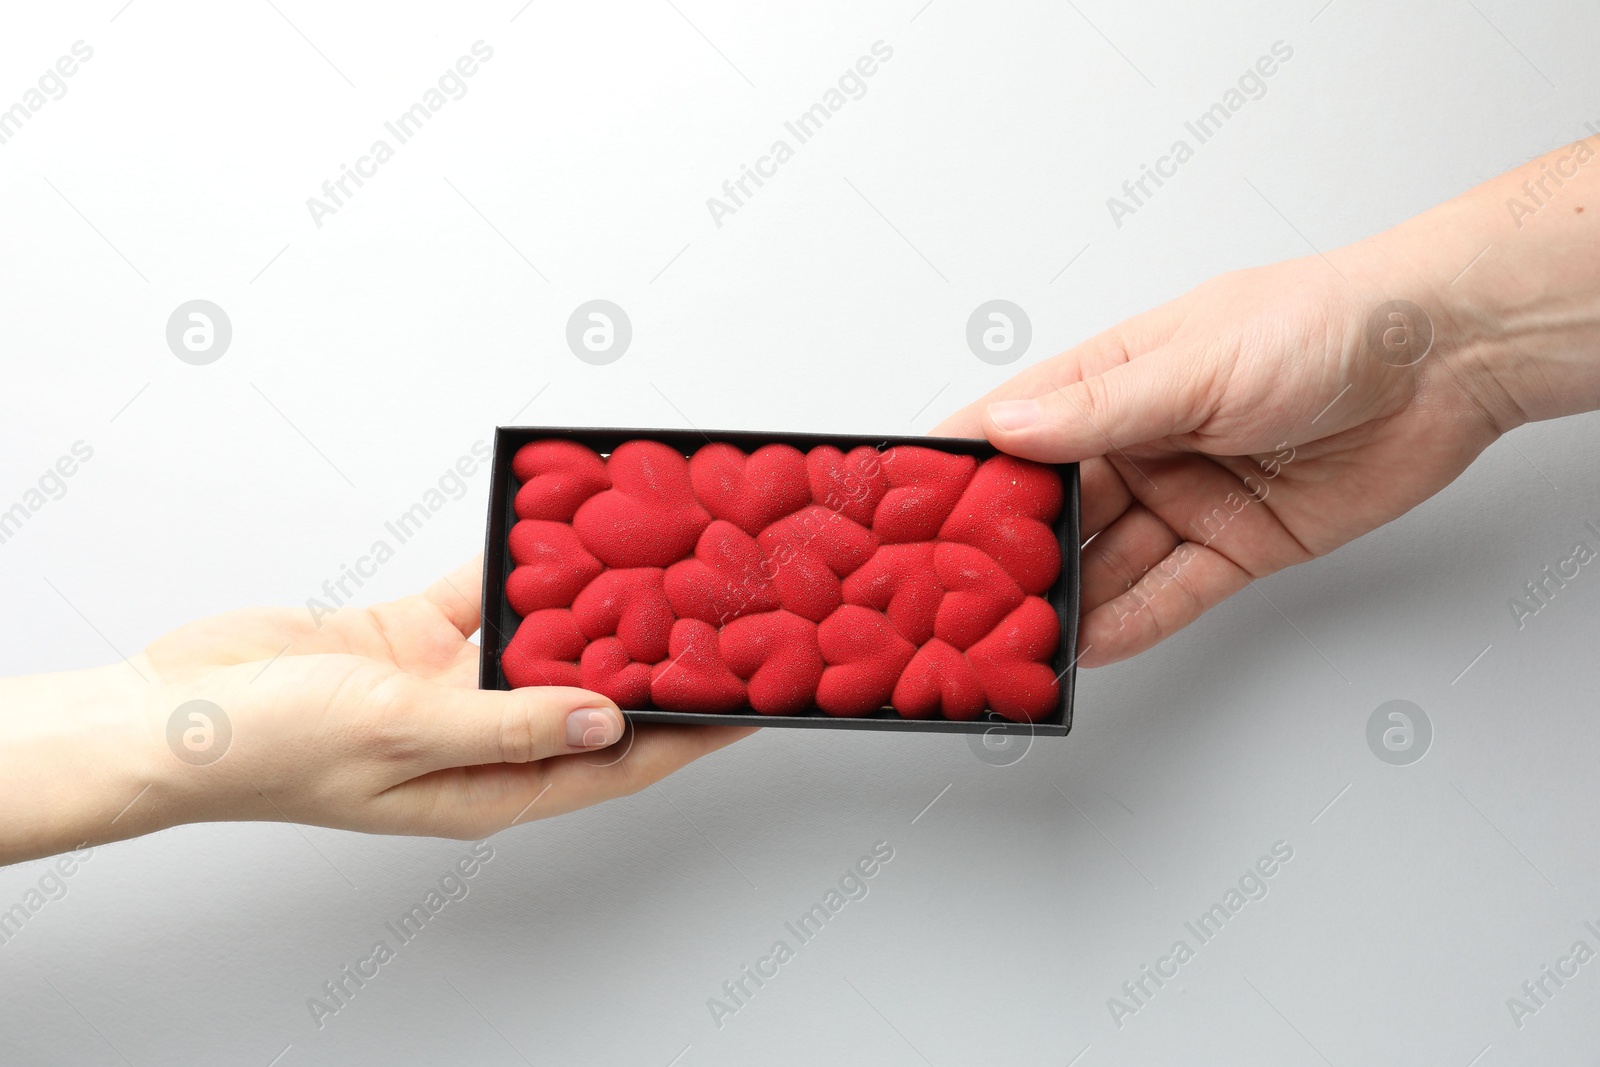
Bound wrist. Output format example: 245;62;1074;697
1354;138;1600;432
0;660;178;865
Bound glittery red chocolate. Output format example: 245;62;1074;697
504;438;1064;722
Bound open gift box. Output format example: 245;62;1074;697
478;427;1079;736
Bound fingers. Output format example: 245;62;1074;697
1105;453;1315;578
1071;452;1319;666
376;723;758;838
392;679;628;773
1080;505;1180;609
983;348;1209;464
529;723;758;818
932;355;1101;439
1080;457;1134;540
1077;540;1251;667
931;301;1188;438
423;555;485;638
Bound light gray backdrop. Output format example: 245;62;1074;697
2;1;1598;1063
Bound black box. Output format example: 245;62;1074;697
478;426;1079;736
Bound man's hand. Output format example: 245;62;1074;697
937;139;1600;665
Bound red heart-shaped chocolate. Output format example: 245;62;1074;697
720;610;825;715
758;506;879;622
806;445;888;527
571;568;673;664
690;442;812;537
507;520;605;616
939;455;1063;595
501;608;585;688
933;542;1025;651
664;520;780;625
892;639;986;720
816;605;917;716
840;543;942;646
966;596;1061;722
651;619;747;712
873;446;978;544
573;441;711;568
580;637;653;708
513;440;611;521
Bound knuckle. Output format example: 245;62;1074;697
1093;544;1138;591
1073;374;1113;423
496;696;555;763
613;758;655;798
1171;560;1209;620
350;673;427;764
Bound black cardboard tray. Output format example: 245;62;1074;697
478;427;1079;736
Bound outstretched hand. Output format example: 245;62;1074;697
1;556;754;865
935;251;1503;666
137;556;754;839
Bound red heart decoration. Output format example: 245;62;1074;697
758;506;879;622
506;520;604;616
816;605;916;716
513;440;611;521
720;610;825;715
806;445;888;527
664;520;781;625
504;438;1066;723
874;447;978;544
939;455;1062;595
840;543;942;646
690;443;812;537
573;441;711;568
501;608;585;688
966;596;1061;722
580;637;653;708
933;542;1025;651
651;619;747;712
571;568;673;664
892;639;986;720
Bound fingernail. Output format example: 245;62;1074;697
566;707;622;748
988;399;1041;431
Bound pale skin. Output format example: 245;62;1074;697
0;557;753;866
936;138;1600;666
4;141;1598;866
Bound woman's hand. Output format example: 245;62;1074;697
1;557;752;865
936;140;1600;666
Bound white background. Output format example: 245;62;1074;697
2;0;1599;1063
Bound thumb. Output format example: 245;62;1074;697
394;680;628;774
981;349;1204;463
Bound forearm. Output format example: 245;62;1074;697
1357;137;1600;428
0;663;173;866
